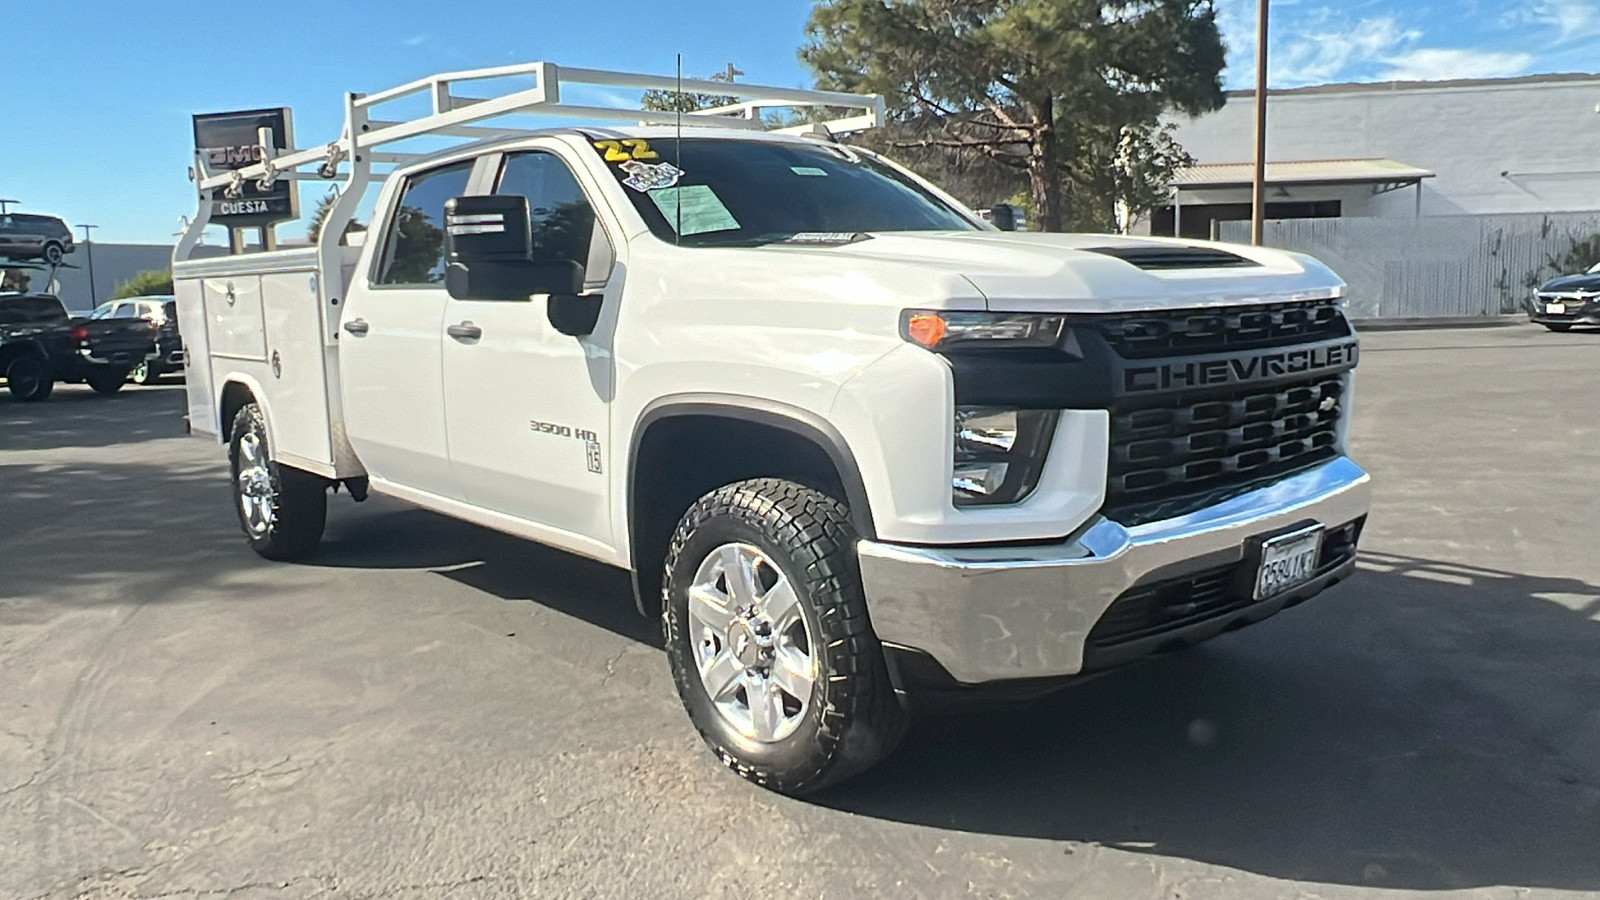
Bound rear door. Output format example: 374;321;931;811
440;145;620;553
338;158;480;500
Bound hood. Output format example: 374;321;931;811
1539;272;1600;294
756;232;1345;314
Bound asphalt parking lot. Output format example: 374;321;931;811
2;324;1598;900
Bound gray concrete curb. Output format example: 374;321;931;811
1351;316;1527;332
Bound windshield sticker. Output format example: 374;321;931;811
790;166;828;177
649;185;741;236
619;160;684;192
594;138;660;163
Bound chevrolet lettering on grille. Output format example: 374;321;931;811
1121;340;1360;394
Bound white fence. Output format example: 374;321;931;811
1216;213;1600;320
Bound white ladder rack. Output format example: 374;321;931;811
176;62;884;262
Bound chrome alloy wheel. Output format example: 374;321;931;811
688;542;818;743
235;431;276;538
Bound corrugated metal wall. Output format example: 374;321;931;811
1216;213;1600;320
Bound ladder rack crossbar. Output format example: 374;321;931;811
180;61;883;261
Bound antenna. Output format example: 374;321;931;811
675;53;683;246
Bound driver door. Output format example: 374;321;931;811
441;146;619;554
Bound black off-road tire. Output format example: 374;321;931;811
229;402;327;561
5;355;53;401
1543;323;1573;332
43;242;64;265
662;478;906;795
86;370;127;395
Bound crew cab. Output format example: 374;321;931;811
0;293;155;401
174;63;1371;795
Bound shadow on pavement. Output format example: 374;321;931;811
821;552;1600;892
314;498;658;647
0;382;190;451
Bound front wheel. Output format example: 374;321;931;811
662;478;905;795
229;402;327;560
1543;323;1573;332
86;370;127;394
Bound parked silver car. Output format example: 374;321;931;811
0;213;75;265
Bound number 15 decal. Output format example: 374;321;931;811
594;139;660;162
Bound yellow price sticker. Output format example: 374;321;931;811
594;139;660;162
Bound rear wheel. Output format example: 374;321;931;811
86;370;127;394
1543;323;1573;332
229;402;327;560
42;242;64;265
4;355;53;402
662;478;905;795
131;360;161;385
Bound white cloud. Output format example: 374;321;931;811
403;34;430;47
1380;48;1534;81
1520;0;1600;42
1273;15;1421;86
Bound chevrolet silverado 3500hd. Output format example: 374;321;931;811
173;63;1370;794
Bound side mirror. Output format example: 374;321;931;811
983;204;1018;231
443;195;584;301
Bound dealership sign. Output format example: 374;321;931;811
193;107;299;227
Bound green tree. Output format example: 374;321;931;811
641;67;741;114
112;269;174;299
802;0;1226;231
307;190;367;244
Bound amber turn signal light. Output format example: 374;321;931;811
904;312;948;348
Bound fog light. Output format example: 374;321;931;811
953;461;1010;497
951;406;1059;506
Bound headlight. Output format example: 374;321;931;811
902;310;1066;350
952;406;1058;506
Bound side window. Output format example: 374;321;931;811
90;304;113;319
494;151;598;270
376;160;475;286
113;304;139;318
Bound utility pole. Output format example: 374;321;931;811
0;198;18;214
77;224;99;307
1250;0;1270;246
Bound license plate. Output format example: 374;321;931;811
1546;302;1566;315
1254;526;1323;600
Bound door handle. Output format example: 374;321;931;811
446;322;483;340
343;318;369;336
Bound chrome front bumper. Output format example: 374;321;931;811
857;457;1372;684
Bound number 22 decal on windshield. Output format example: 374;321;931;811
594;139;659;162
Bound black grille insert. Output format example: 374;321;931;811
1105;374;1344;526
1084;299;1348;359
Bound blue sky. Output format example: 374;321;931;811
3;0;1595;245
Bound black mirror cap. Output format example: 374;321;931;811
445;259;584;301
445;195;532;262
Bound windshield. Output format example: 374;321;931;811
587;137;978;247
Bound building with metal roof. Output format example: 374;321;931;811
1156;72;1600;239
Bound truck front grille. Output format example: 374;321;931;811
1087;298;1346;359
1104;373;1345;526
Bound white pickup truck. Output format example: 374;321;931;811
174;63;1370;795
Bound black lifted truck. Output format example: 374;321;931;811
0;294;156;401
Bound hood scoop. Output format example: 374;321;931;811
1082;244;1261;270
